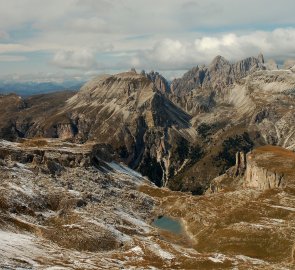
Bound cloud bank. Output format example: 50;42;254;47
0;0;294;79
136;28;295;70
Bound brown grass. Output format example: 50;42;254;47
20;138;48;148
138;184;187;198
255;145;295;159
250;145;295;177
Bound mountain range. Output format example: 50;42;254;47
1;54;295;193
0;80;84;96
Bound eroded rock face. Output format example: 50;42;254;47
138;142;295;269
208;145;295;193
170;54;264;99
146;70;170;94
244;146;295;189
234;151;247;177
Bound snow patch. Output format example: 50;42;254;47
9;183;34;198
208;253;227;263
115;210;151;233
62;224;84;229
130;246;144;256
87;219;132;243
68;190;81;197
0;140;20;148
107;162;143;180
270;205;295;212
149;243;175;260
236;255;267;265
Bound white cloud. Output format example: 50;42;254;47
135;28;295;70
51;49;98;69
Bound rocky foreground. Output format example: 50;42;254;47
0;138;294;269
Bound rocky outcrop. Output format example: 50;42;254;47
208;145;295;193
244;159;285;189
145;70;171;94
243;146;295;189
234;151;247;176
0;139;116;175
170;66;206;96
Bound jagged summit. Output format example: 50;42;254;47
130;67;137;73
210;55;230;68
170;54;265;98
258;52;265;64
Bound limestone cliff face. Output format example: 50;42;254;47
234;151;247;176
243;147;291;189
0;139;115;175
170;66;205;96
208;145;295;193
244;162;285;189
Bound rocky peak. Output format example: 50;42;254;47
209;55;231;71
170;54;265;99
234;151;247;176
68;72;155;110
170;66;206;96
146;70;170;94
257;53;265;64
233;56;265;80
19;71;195;187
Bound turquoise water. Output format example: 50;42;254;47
152;216;183;234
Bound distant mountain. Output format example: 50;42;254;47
0;80;85;96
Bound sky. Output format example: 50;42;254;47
0;0;295;82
